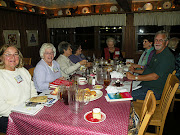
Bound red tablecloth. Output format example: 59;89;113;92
7;89;131;135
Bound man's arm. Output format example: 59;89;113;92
126;72;159;81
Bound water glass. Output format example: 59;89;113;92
104;72;111;87
84;89;90;105
68;86;84;114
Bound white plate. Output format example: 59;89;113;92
84;111;106;123
90;90;103;101
93;85;103;90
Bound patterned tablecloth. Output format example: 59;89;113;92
7;86;131;135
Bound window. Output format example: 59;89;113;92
136;26;164;51
100;26;123;50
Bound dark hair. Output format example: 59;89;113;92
58;41;71;54
144;36;154;43
71;44;81;54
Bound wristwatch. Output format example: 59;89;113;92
135;75;138;81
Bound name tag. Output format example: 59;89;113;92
115;51;120;55
14;75;23;83
53;67;59;73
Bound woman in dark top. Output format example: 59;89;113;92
102;37;123;61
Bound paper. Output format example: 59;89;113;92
11;103;44;115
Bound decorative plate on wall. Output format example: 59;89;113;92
82;7;89;13
31;8;35;12
163;1;172;9
143;3;153;10
66;9;71;15
58;10;63;15
110;6;118;12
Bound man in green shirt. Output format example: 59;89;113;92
127;30;175;100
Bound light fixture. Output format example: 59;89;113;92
0;0;7;7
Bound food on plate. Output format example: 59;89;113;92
114;80;123;87
84;88;96;99
94;85;103;89
51;87;59;95
30;96;48;103
92;108;101;120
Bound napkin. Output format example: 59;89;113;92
132;81;142;91
105;86;128;93
110;71;124;79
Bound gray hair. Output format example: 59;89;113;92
168;37;180;50
155;30;169;41
58;41;71;54
39;43;56;59
106;37;116;45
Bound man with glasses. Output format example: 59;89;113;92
127;30;175;100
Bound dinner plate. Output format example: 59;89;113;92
93;85;103;90
90;90;103;101
84;111;106;123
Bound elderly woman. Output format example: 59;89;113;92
69;44;91;67
102;37;123;60
56;41;87;79
0;44;37;133
33;43;63;93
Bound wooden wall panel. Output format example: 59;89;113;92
0;8;48;66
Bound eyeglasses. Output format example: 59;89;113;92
154;39;166;43
3;53;19;58
44;52;54;55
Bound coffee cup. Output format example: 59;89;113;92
78;77;87;85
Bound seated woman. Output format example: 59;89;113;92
102;37;123;61
128;36;155;70
168;37;180;80
69;44;91;67
56;41;87;79
0;44;37;133
33;43;63;93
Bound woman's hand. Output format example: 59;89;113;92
79;60;87;65
58;77;65;80
126;72;135;80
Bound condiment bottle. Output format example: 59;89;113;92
93;108;101;119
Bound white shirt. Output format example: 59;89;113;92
0;67;37;117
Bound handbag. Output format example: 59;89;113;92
128;102;140;135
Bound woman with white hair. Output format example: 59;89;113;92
102;37;123;60
33;43;63;93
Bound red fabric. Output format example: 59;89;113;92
7;89;131;135
104;47;120;60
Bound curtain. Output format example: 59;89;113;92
47;14;126;28
134;11;180;26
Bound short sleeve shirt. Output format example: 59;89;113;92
140;47;175;94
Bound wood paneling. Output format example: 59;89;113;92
0;8;48;66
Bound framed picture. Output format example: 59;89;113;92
3;30;20;48
26;30;38;46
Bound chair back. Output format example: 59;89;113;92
138;90;156;135
23;58;32;65
28;67;35;77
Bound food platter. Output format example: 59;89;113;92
93;85;103;90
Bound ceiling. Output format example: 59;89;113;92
14;0;161;11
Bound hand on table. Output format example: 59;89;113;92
126;72;135;80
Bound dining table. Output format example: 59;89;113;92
6;80;132;135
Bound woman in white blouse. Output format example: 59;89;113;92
0;44;37;133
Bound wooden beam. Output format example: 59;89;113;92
116;0;132;12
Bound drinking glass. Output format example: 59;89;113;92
84;89;90;105
68;86;84;114
104;72;111;87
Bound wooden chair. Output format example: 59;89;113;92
23;58;31;65
170;70;180;112
134;72;180;135
28;67;35;77
138;90;156;135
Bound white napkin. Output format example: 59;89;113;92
132;81;142;91
106;86;128;93
110;71;124;79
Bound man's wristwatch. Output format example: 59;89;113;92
135;75;138;81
